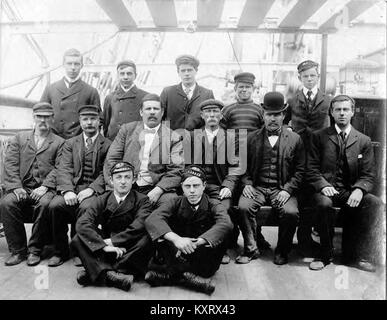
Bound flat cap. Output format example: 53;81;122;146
32;102;54;116
142;93;161;103
175;54;200;69
182;165;206;183
234;72;255;84
117;60;136;72
78;105;100;116
199;99;224;111
261;92;287;113
110;161;135;176
297;60;319;73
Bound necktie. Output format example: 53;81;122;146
86;138;92;150
339;131;346;143
184;87;191;98
307;90;313;102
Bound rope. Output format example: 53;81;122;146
226;31;242;72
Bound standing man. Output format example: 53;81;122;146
102;60;149;141
71;162;153;291
0;103;64;266
145;166;233;295
221;72;268;251
284;60;332;255
238;92;305;265
307;95;383;272
47;105;111;267
160;54;214;130
41;48;100;139
104;93;184;208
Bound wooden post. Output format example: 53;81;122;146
320;33;328;92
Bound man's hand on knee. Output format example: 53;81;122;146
321;186;339;197
13;188;28;202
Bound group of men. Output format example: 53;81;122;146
0;48;383;295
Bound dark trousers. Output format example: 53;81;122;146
71;234;153;283
313;190;383;262
49;195;96;258
0;190;55;255
296;184;316;246
238;186;299;255
150;239;226;278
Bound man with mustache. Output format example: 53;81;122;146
160;54;214;130
46;105;111;267
40;48;100;139
70;161;153;291
307;95;383;272
238;92;305;265
0;103;64;266
102;60;149;141
144;166;232;295
104;93;184;209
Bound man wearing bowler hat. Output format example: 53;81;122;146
102;60;149;141
238;92;305;265
47;104;111;267
71;161;153;291
40;48;100;139
0;102;64;266
160;54;214;130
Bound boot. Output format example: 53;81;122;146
180;272;215;295
144;270;173;287
105;271;133;291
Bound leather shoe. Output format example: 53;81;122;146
77;270;92;286
235;250;260;264
5;253;26;266
145;271;173;287
73;257;83;267
309;259;330;271
221;254;231;264
353;259;376;273
273;253;288;265
48;255;66;267
27;253;41;266
180;272;215;295
105;271;133;291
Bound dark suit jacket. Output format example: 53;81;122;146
241;127;305;195
102;85;148;141
160;83;214;130
187;127;241;193
284;89;331;138
56;133;111;195
40;78;100;139
307;126;375;193
145;194;233;247
75;190;152;252
104;121;184;192
4;130;64;191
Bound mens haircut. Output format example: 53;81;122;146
140;93;163;110
63;48;83;64
330;94;355;112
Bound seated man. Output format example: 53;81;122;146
0;102;64;266
238;92;305;265
104;93;184;208
71;162;153;292
188;98;242;264
144;166;233;295
47;105;111;267
307;95;383;272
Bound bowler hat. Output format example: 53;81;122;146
78;105;100;116
199;99;224;111
261;92;287;113
234;72;255;85
32;102;54;116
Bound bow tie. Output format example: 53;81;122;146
267;130;280;137
143;128;156;134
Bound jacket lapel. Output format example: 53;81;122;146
92;134;104;173
62;79;83;99
110;191;135;218
74;134;84;173
312;89;325;111
129;123;143;174
176;84;187;99
115;85;137;100
328;126;340;146
55;78;68;95
36;131;54;155
345;128;358;149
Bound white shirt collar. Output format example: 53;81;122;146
182;82;196;99
83;132;99;146
114;192;129;204
302;85;318;98
205;127;219;139
64;75;81;87
143;123;161;133
120;83;135;93
335;124;351;136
